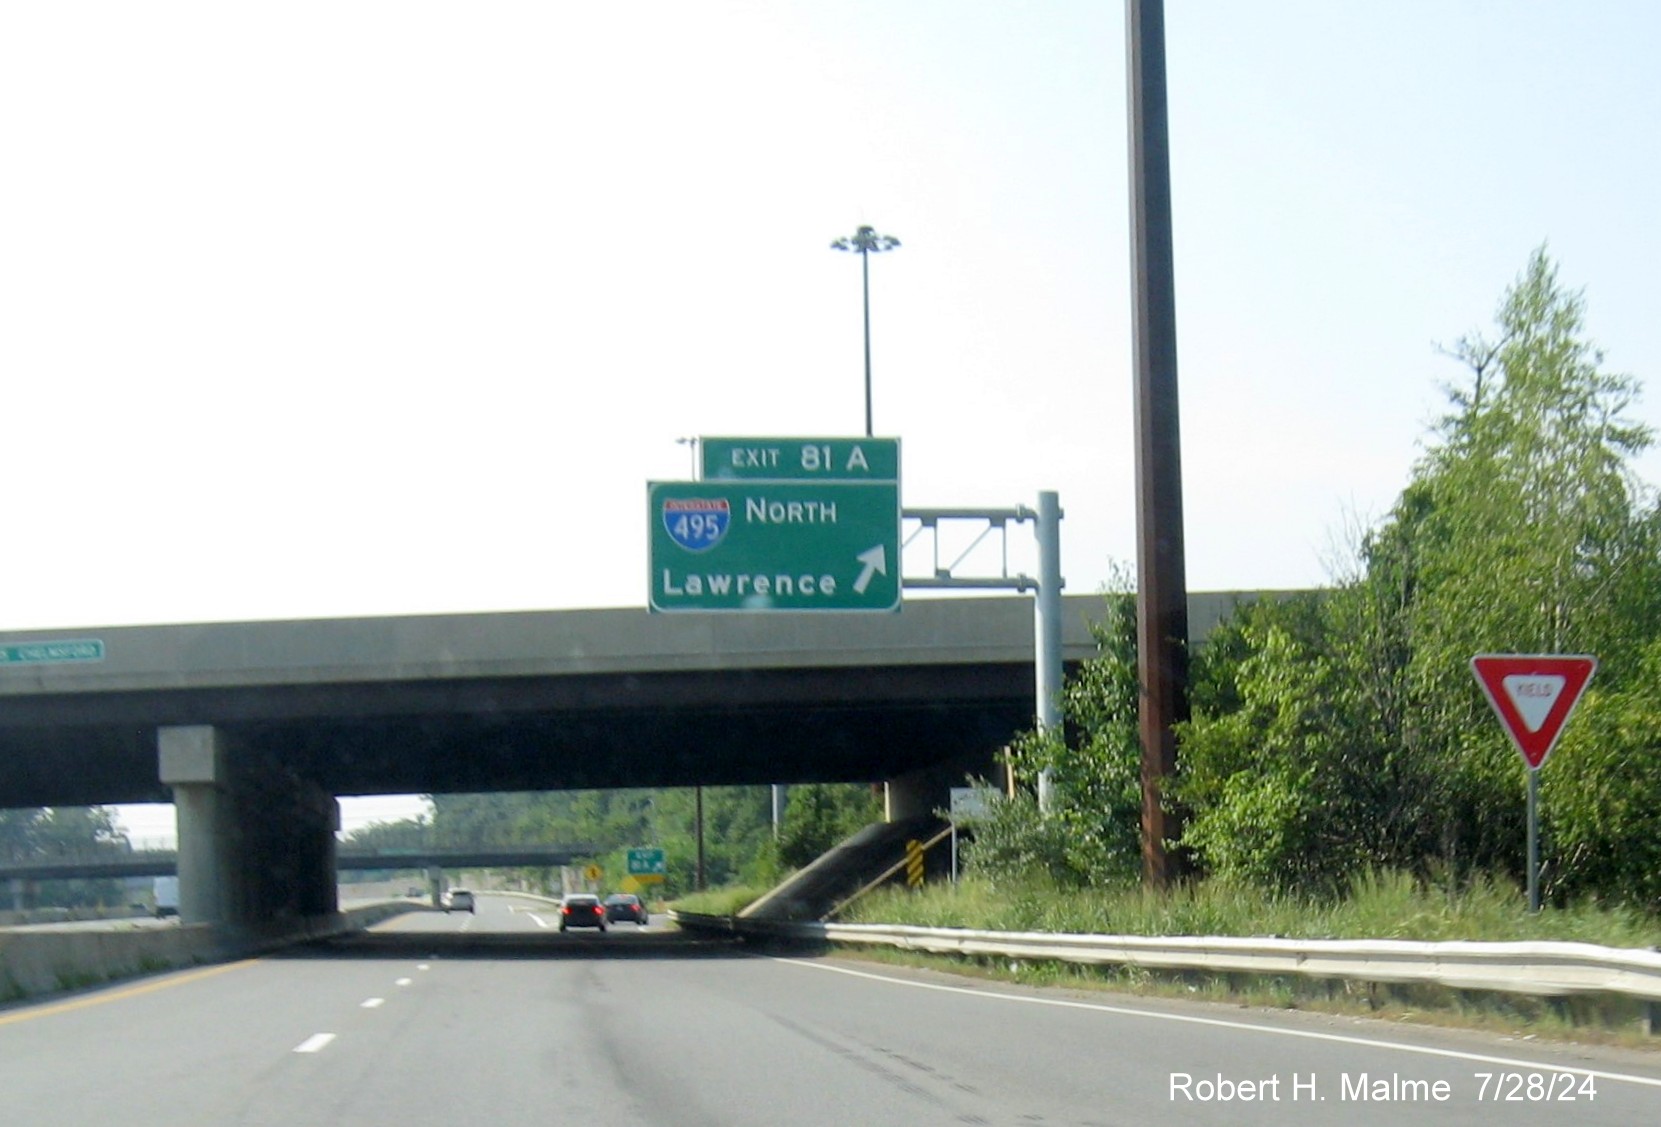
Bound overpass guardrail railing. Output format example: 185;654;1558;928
670;911;1661;1014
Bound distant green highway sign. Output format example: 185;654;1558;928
0;639;105;665
701;436;899;482
627;847;667;876
648;479;900;612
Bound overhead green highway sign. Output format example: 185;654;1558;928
700;436;899;482
648;479;900;612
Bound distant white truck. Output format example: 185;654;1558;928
153;876;180;919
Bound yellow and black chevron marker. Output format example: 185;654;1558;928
905;839;924;888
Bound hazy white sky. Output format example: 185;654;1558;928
5;4;1659;841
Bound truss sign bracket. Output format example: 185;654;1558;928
901;505;1049;591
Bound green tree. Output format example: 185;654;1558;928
959;788;1077;888
418;786;781;898
1159;249;1660;901
776;784;882;870
0;806;131;908
1399;248;1659;887
0;806;129;861
1005;589;1143;885
1540;637;1661;908
342;814;434;852
1176;595;1369;891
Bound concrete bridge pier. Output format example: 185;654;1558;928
159;725;340;930
884;748;1000;823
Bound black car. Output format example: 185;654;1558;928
559;894;607;932
603;893;647;925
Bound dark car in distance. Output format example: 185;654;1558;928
560;894;607;932
603;893;648;925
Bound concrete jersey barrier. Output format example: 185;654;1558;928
0;901;423;1005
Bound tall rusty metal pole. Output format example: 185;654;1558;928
1126;0;1190;888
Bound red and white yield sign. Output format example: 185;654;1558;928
1470;654;1597;769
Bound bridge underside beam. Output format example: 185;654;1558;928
253;704;1027;797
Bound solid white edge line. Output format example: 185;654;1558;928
773;957;1661;1091
293;1033;336;1054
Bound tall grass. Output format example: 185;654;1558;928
839;869;1661;948
667;885;769;917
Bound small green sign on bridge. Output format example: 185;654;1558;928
0;639;105;665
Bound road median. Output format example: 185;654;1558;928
0;901;421;1004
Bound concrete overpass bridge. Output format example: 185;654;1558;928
0;593;1260;931
0;847;600;883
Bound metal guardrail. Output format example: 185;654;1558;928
672;913;1661;1003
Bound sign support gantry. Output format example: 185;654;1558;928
647;435;1065;812
902;492;1064;811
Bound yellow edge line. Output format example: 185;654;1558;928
0;957;261;1028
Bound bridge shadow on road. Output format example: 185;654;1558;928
280;926;752;962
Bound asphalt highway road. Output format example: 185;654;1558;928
3;892;1660;1125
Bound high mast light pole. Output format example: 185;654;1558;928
830;225;901;437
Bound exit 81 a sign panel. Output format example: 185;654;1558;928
700;436;900;482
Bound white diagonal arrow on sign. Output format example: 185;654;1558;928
853;545;887;594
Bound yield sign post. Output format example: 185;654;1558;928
1470;654;1597;913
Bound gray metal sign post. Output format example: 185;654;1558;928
1470;654;1597;914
